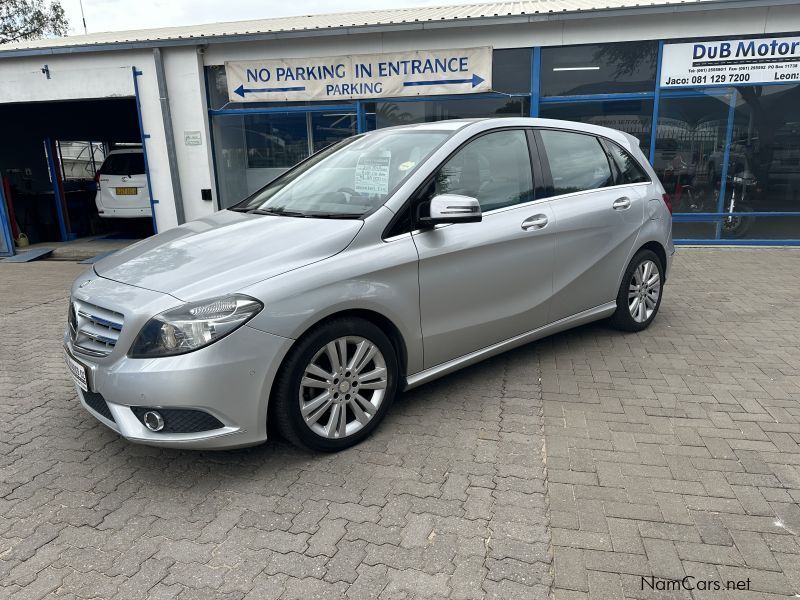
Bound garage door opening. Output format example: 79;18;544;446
0;98;155;255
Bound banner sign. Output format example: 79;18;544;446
661;36;800;88
225;47;492;102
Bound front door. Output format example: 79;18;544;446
413;129;556;369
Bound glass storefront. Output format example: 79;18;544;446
206;39;800;242
655;84;800;240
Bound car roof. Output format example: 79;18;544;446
374;117;639;152
105;148;144;155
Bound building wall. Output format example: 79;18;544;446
1;3;800;236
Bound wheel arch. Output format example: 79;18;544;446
265;308;409;432
637;240;667;280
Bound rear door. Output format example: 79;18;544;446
98;151;149;213
536;129;646;322
413;128;556;368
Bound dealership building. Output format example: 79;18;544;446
0;0;798;256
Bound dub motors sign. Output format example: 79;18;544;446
225;47;492;102
661;36;800;88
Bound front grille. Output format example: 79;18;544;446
83;391;115;422
70;298;124;357
131;407;224;433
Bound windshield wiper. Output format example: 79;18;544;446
310;213;363;219
253;207;310;217
228;206;253;212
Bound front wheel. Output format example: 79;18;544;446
271;317;398;452
610;250;664;332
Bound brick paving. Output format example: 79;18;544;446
1;248;799;599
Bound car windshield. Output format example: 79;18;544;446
232;129;450;218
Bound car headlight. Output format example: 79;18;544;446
129;294;262;358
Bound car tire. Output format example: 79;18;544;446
610;249;664;332
271;317;398;452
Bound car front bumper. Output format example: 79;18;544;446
64;274;294;449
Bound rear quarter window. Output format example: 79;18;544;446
603;140;650;184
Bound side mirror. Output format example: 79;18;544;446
422;194;482;226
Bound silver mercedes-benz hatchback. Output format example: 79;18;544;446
65;118;673;451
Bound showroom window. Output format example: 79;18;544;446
365;97;529;129
658;84;800;241
540;41;658;97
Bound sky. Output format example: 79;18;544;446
59;0;484;35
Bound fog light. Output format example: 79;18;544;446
143;411;165;432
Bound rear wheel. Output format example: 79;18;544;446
272;317;398;451
610;250;664;332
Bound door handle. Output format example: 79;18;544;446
612;197;632;210
521;214;548;231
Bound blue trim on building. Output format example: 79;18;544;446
673;212;800;222
715;90;738;238
540;92;656;104
530;47;541;118
648;41;664;161
133;67;160;233
0;180;15;257
44;137;75;242
675;239;800;246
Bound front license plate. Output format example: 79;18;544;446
115;187;137;195
64;349;88;392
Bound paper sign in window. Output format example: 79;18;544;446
354;152;391;196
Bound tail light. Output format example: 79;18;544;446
94;170;101;190
662;192;673;214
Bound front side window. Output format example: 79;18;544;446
604;141;650;184
430;130;534;212
540;130;614;196
234;129;449;217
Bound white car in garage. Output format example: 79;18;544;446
94;149;151;218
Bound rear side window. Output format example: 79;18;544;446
539;130;613;196
100;153;145;176
603;140;650;184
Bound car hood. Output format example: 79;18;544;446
94;210;363;301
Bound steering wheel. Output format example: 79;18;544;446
336;187;359;196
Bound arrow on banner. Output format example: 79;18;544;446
403;73;485;88
234;84;307;97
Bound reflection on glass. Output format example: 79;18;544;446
539;100;653;155
540;42;657;96
211;111;358;208
540;130;613;195
653;92;730;216
244;114;307;169
432;130;533;211
656;84;800;240
492;48;532;94
368;97;528;128
233;130;448;217
311;112;357;152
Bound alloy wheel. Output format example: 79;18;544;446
628;259;661;323
298;336;388;439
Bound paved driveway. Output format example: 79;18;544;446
1;248;799;599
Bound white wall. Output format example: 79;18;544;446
162;46;217;222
